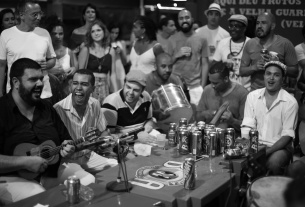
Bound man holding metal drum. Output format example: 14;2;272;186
146;53;185;96
196;62;248;132
241;61;298;175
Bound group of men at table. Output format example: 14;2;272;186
0;54;304;205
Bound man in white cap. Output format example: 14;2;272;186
213;14;251;91
167;9;209;106
196;3;230;62
241;61;298;175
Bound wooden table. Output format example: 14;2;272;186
96;147;235;207
6;183;160;207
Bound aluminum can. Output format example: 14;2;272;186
183;158;196;190
179;129;189;155
167;123;177;147
67;176;80;204
249;129;259;154
217;128;226;154
209;132;217;157
191;131;202;155
225;128;235;149
179;118;188;127
203;128;212;155
176;126;186;150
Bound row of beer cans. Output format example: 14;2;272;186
167;118;259;157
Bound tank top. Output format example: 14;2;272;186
129;43;159;74
87;53;112;74
55;48;71;72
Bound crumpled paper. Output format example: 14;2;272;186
134;143;152;156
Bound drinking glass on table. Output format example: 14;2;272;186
156;134;167;150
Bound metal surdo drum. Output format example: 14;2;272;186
151;83;193;131
246;176;292;207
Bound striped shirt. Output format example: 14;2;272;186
54;94;108;157
102;89;152;134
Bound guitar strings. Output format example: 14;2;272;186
38;136;89;158
36;129;98;158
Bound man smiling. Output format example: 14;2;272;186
241;61;298;175
102;70;155;136
54;69;117;186
0;0;56;99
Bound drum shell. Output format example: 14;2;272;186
246;176;292;207
151;84;193;132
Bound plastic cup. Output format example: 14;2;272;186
157;134;166;148
241;127;250;139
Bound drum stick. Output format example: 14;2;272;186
210;101;230;125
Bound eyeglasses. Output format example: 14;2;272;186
228;24;244;30
24;11;44;19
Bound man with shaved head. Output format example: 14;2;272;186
167;9;209;106
146;53;184;95
240;12;298;91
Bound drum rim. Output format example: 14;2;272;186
247;175;293;207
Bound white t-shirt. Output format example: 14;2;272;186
196;25;230;61
213;36;251;91
0;26;56;95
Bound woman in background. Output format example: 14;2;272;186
70;4;99;52
47;20;78;97
109;23;126;90
0;9;15;95
78;20;116;105
0;8;15;34
129;16;164;74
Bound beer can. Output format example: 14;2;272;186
249;129;259;154
177;126;186;150
191;131;202;156
203;128;212;155
179;129;189;155
67;176;80;204
183;158;196;190
167;123;177;147
217;128;226;154
209;132;217;157
179;118;188;127
225;128;235;149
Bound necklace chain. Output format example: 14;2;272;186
229;38;246;57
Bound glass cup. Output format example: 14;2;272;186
156;134;166;149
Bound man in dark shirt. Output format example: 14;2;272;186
0;58;74;205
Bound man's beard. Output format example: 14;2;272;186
19;83;41;106
180;22;193;33
256;27;271;38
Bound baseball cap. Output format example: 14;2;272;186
204;3;223;17
126;70;147;87
264;61;287;75
228;14;248;27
